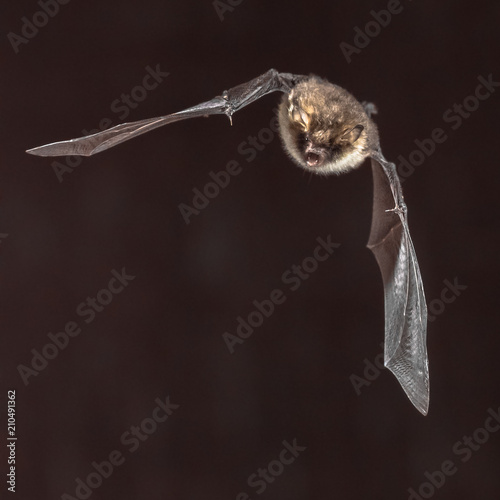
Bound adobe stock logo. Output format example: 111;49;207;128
339;0;405;63
408;406;500;499
17;268;135;385
213;0;244;21
178;163;242;224
350;277;467;396
222;236;340;354
178;109;281;224
61;396;179;500
427;278;467;322
51;64;170;183
235;439;306;500
7;0;72;54
397;74;499;183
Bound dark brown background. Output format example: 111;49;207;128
1;0;500;499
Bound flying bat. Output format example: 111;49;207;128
26;69;430;415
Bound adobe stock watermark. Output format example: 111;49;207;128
61;396;179;500
222;236;340;354
408;406;500;499
339;0;405;63
7;0;71;54
397;74;499;183
234;439;306;500
427;278;467;322
52;64;170;183
7;390;17;493
350;277;467;396
213;0;245;21
178;109;281;224
17;268;135;385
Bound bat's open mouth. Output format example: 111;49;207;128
306;152;321;167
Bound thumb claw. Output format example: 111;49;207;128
385;203;407;216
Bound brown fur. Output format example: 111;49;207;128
278;76;379;175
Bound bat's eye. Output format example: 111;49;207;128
297;133;310;147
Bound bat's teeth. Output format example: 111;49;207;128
306;152;320;166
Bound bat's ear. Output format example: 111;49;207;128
342;125;364;144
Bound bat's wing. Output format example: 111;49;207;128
26;69;305;157
367;150;429;415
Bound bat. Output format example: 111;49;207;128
26;69;430;415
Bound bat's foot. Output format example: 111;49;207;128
362;101;378;118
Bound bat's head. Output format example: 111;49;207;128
278;77;378;175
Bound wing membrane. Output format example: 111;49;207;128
367;153;429;415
